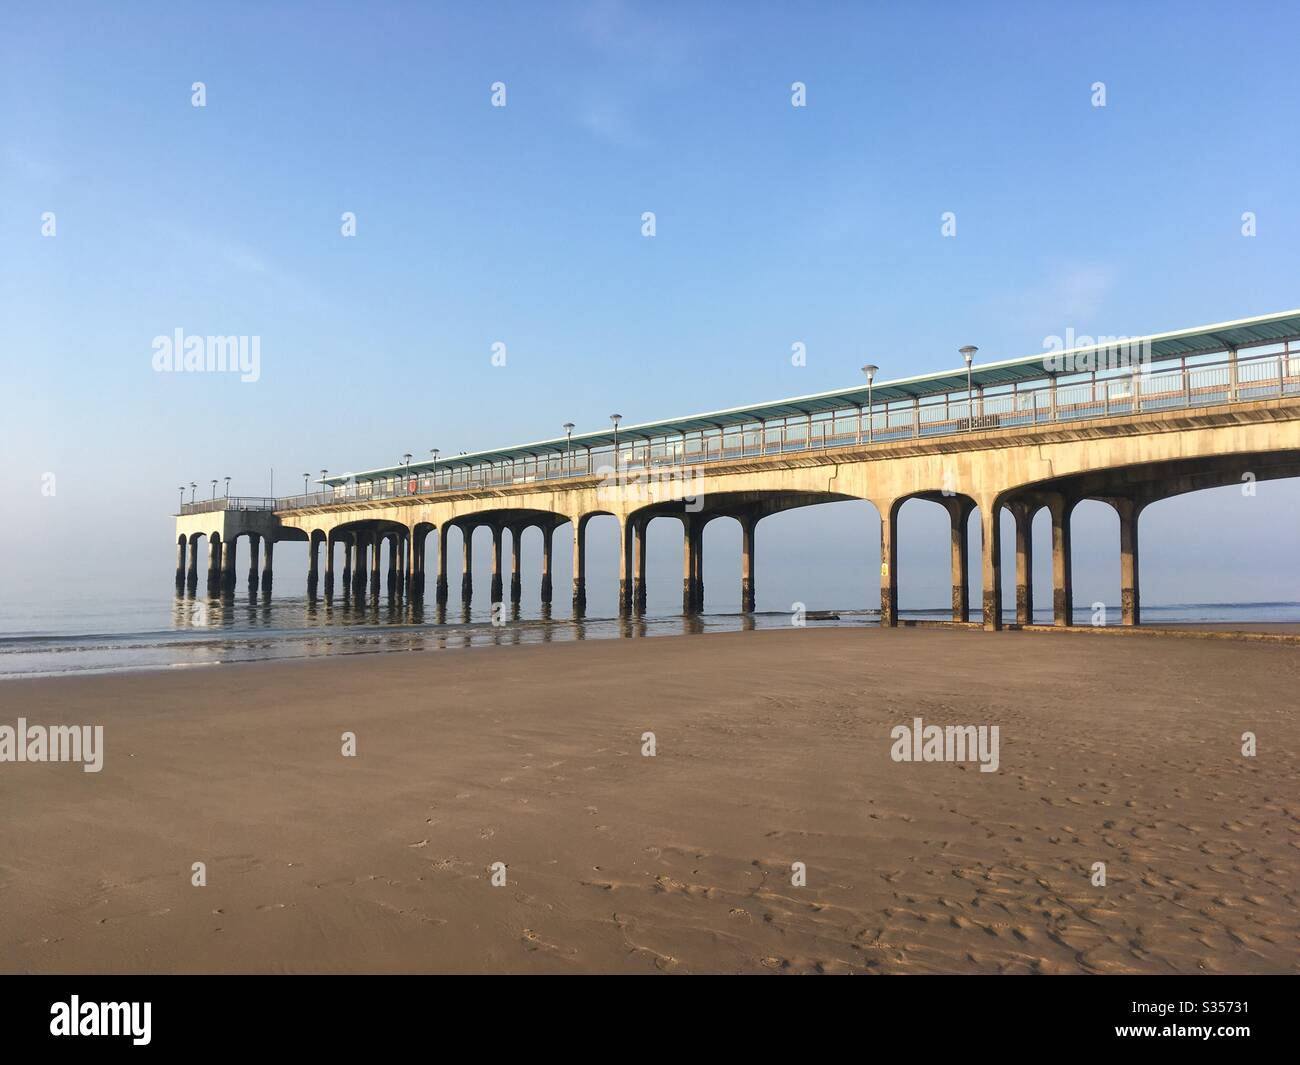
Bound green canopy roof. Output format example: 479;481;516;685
325;308;1300;486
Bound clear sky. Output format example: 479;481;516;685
3;0;1298;614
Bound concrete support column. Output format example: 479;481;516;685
630;518;648;614
352;537;368;599
386;534;398;596
435;526;449;604
175;539;187;590
261;538;274;594
740;512;757;613
572;517;587;616
369;532;381;597
1011;503;1034;626
509;526;523;604
979;502;1002;631
461;526;474;604
222;536;238;594
877;501;898;627
943;498;974;622
186;537;200;592
207;538;223;594
540;526;554;605
408;528;422;599
324;534;335;598
1115;498;1143;627
618;518;632;615
1049;496;1076;626
246;533;261;592
681;516;696;613
307;535;320;597
490;526;504;603
692;521;706;612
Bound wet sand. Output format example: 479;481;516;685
0;627;1296;974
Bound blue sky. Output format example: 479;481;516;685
3;0;1298;613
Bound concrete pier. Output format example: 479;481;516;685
172;310;1300;632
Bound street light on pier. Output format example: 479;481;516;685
429;448;440;491
302;472;310;496
224;476;231;497
210;479;218;500
402;453;412;494
563;423;574;476
189;482;197;503
861;364;878;443
609;413;622;468
178;485;186;510
960;345;978;430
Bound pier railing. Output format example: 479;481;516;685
183;344;1300;517
179;496;277;516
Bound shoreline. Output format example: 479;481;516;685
4;613;1299;683
1;626;1296;974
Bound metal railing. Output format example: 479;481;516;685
185;345;1300;516
179;496;277;516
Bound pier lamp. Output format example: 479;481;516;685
319;470;328;498
302;472;310;495
402;453;413;494
224;476;231;497
429;448;440;490
210;479;218;500
861;364;878;443
960;345;978;430
610;414;622;468
189;482;197;503
563;423;574;475
178;485;186;510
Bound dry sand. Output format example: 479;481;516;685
0;627;1296;974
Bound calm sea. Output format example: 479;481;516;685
0;594;1296;679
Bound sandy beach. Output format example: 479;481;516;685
0;627;1295;974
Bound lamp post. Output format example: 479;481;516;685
429;448;440;491
210;479;218;500
189;482;197;504
610;414;622;470
563;423;574;476
960;345;978;430
224;476;231;497
302;472;310;496
319;470;328;499
861;364;878;443
178;485;186;510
